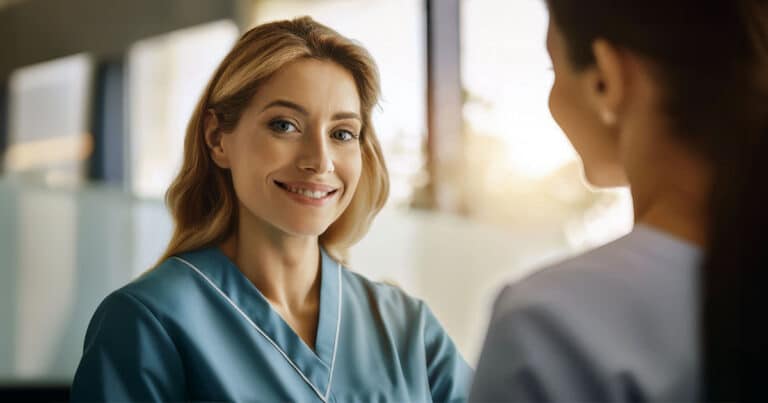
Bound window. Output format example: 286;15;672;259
5;54;94;186
3;54;95;380
128;20;239;198
461;0;632;250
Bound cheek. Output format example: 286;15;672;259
228;132;285;174
337;147;363;195
346;151;363;190
548;81;563;125
225;136;277;199
548;79;583;149
549;75;596;149
548;76;580;136
548;79;625;186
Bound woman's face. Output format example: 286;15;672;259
216;58;363;237
546;18;627;187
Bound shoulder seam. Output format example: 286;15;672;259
115;290;186;365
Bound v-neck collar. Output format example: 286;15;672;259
172;246;342;402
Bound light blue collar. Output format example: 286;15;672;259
173;246;342;402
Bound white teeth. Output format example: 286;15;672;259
287;186;330;199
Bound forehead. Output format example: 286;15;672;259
251;58;361;113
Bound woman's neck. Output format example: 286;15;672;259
219;212;322;314
632;144;711;248
636;201;708;247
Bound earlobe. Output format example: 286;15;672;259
204;110;230;169
589;38;626;126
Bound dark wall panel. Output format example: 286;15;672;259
0;0;237;79
426;0;463;212
0;80;7;168
89;60;125;184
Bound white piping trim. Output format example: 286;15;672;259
324;262;342;400
172;256;330;402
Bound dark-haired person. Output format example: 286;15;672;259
471;0;766;401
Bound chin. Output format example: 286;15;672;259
583;164;629;189
279;220;333;238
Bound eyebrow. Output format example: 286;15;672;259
261;99;362;122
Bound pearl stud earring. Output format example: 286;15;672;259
601;109;617;125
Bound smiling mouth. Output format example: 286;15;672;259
274;180;339;200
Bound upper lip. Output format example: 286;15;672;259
274;180;338;192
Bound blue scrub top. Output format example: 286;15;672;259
71;247;471;402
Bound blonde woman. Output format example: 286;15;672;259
71;17;470;402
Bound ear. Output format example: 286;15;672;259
585;38;626;126
204;110;230;169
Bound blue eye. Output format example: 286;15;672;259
269;119;298;133
332;129;358;142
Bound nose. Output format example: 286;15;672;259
297;129;335;174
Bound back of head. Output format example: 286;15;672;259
546;0;768;399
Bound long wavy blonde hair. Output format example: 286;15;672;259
156;17;389;266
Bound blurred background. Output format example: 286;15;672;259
0;0;633;397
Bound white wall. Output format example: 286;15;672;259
0;178;584;381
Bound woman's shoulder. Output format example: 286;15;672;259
487;225;701;368
341;267;429;319
498;225;701;313
475;228;701;402
339;266;467;366
100;251;212;319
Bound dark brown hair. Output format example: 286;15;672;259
546;0;768;400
